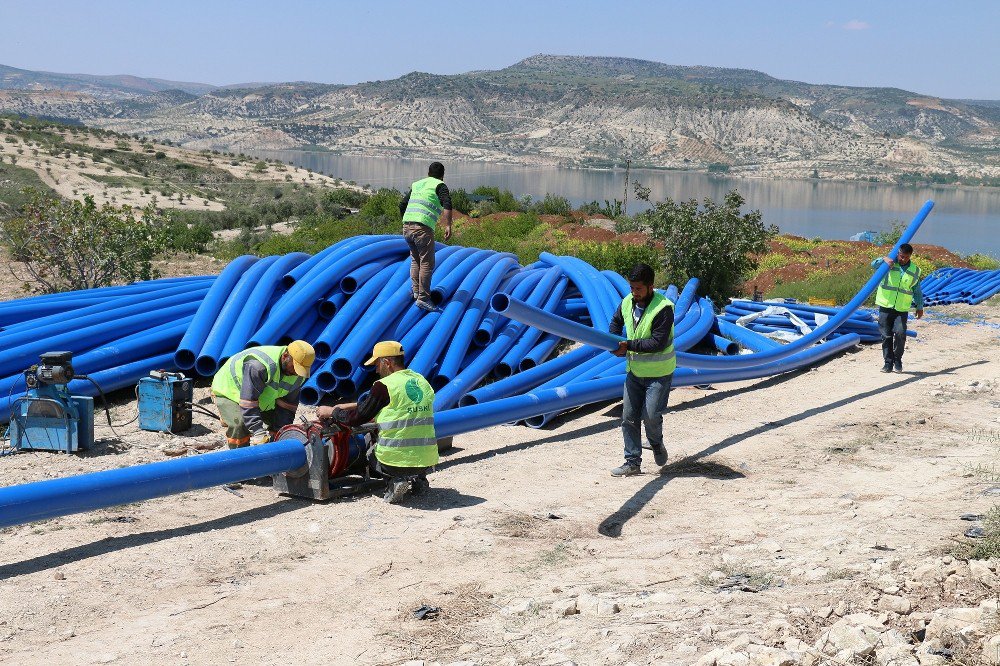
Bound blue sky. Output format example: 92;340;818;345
2;0;997;99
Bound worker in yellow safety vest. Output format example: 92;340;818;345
317;340;439;504
871;242;924;373
211;341;315;448
398;162;453;312
607;263;676;477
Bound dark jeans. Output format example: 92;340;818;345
366;439;430;479
878;306;908;365
621;372;672;465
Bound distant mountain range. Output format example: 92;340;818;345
1;55;997;183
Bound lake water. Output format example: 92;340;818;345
257;151;1000;257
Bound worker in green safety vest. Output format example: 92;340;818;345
608;263;676;477
871;242;924;373
398;162;453;312
317;340;439;504
211;341;315;448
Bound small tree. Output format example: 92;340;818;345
0;190;167;293
627;189;776;302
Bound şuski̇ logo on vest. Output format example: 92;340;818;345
405;378;424;403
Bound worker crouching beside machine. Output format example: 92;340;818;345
316;340;438;504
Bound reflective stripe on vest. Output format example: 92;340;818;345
622;292;676;377
211;345;303;412
875;262;921;312
375;369;439;468
402;177;444;230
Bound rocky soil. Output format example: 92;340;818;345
0;300;999;665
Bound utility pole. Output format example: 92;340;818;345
622;159;631;218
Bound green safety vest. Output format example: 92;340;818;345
402;177;444;230
622;292;676;377
211;346;304;412
375;369;439;468
875;262;921;312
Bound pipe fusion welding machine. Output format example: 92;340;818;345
8;352;94;453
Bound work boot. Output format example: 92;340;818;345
651;445;668;467
880;363;892;373
415;299;440;313
411;475;430;495
893;361;903;373
610;462;641;477
383;479;410;504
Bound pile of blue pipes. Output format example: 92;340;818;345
0;276;214;423
0;233;876;433
921;267;1000;306
719;299;905;345
0;196;935;438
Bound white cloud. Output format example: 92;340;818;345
843;20;871;30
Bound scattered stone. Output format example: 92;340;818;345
552;598;579;617
878;594;913;615
162;445;187;457
502;598;538;616
700;624;717;640
816;606;834;619
596;600;620;616
923;606;983;643
53;571;65;581
813;614;884;660
983;635;1000;666
969;559;999;588
457;644;476;655
876;644;918;666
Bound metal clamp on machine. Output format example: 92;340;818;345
271;420;379;500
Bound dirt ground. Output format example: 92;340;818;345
1;306;999;665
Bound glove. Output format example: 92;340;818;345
249;432;270;446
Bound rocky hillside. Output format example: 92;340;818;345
1;55;998;183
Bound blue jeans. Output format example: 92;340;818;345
621;372;672;465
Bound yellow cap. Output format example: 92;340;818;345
364;340;404;366
286;340;316;378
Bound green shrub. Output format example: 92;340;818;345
767;265;875;305
554;239;661;278
0;190;166;292
165;219;213;254
360;188;402;225
472;186;523;213
953;505;1000;561
964;253;1000;270
630;190;776;303
531;193;572;216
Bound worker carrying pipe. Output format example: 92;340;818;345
398;161;453;312
871;242;924;373
211;341;316;447
607;263;676;477
317;340;439;504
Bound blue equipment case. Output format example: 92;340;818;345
138;373;193;433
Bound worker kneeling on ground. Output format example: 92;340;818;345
317;341;439;504
211;341;315;448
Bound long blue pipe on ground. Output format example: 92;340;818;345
0;439;307;529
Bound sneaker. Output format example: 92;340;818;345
880;364;892;373
411;476;430;495
893;361;903;373
651;445;668;467
610;462;641;477
415;299;440;313
383;479;410;504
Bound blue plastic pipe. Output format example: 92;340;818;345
175;255;259;369
0;440;307;529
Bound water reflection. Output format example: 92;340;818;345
256;151;1000;256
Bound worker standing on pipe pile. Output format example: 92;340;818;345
608;263;676;477
399;161;453;312
211;341;315;448
317;341;439;504
871;242;924;374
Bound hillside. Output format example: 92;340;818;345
0;55;998;184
